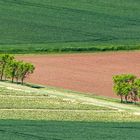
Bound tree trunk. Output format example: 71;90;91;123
120;95;123;103
125;95;128;103
0;67;4;80
16;78;18;83
12;77;14;83
134;94;137;105
21;78;24;85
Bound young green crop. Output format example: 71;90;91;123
0;0;140;53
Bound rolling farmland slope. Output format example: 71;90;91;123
0;82;140;139
0;0;140;53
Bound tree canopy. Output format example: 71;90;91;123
113;74;140;103
0;54;35;84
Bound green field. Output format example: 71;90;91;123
0;0;140;53
0;120;140;140
0;82;140;139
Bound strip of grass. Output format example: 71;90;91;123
0;82;140;121
43;84;140;106
0;110;139;122
0;84;140;122
1;43;140;54
0;87;109;110
0;96;110;110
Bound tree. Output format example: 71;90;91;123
131;79;140;104
113;74;136;103
5;60;35;84
0;54;14;80
7;60;20;83
14;61;23;83
18;62;35;84
0;54;35;84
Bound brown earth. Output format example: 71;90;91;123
17;52;140;98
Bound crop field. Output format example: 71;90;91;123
0;120;140;140
1;0;140;139
18;51;140;98
0;82;140;140
0;0;140;53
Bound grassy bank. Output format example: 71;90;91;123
0;82;140;121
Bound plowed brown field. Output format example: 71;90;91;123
17;52;140;98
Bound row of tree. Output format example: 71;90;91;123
0;54;35;84
113;74;140;104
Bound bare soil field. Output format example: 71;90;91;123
17;52;140;98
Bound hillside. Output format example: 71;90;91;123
0;0;140;53
0;81;140;139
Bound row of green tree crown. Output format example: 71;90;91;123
0;54;35;84
113;74;140;104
